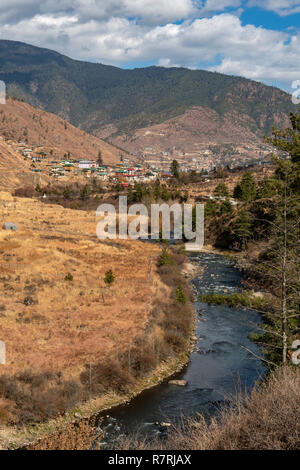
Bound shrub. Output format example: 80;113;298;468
199;292;270;311
29;417;102;450
177;244;186;255
164;330;186;351
64;273;73;281
104;269;115;287
0;370;83;424
14;186;36;198
80;359;135;394
157;248;174;267
176;285;187;304
214;183;230;198
23;296;37;306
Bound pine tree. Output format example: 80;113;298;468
104;270;115;287
80;184;90;200
256;177;279;199
247;111;300;365
97;151;103;166
171;160;180;179
234;171;257;201
176;285;187;304
205;199;217;218
252;118;300;365
233;209;252;249
267;111;300;164
233;183;243;200
220;199;233;215
153;179;161;201
214;182;230;198
158;248;174;266
127;186;135;203
63;185;72;200
134;183;143;202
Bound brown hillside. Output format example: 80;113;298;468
0;98;125;164
106;105;291;156
0;193;170;444
0;137;38;190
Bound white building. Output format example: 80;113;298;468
78;160;95;169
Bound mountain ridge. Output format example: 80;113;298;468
0;39;296;158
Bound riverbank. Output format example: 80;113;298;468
119;365;300;450
0;245;198;450
82;251;266;449
6;348;193;450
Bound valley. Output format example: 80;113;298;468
0;38;298;452
0;190;194;448
0;40;296;170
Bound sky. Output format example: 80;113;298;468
0;1;299;92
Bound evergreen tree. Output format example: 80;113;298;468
233;209;252;249
220;199;233;215
171;160;180;179
153;179;161;201
267;111;300;164
97;151;103;166
104;269;115;287
205;199;217;218
158;248;174;266
63;185;72;200
251;113;300;365
214;182;230;198
134;183;143;202
176;285;187;304
233;183;243;200
234;171;257;201
127;185;135;203
80;184;90;200
256;177;279;199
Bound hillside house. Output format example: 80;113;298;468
78;160;94;169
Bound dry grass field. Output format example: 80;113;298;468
0;191;194;440
0;137;36;190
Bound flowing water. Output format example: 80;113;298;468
97;252;266;447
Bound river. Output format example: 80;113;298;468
97;251;266;447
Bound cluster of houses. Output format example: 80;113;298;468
46;159;175;185
13;141;175;185
71;161;173;185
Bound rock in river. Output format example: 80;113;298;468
168;379;187;387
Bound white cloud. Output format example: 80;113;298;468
0;1;246;26
248;0;300;17
0;0;197;26
202;0;242;13
0;2;298;91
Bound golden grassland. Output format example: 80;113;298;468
0;193;162;374
0;192;194;448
